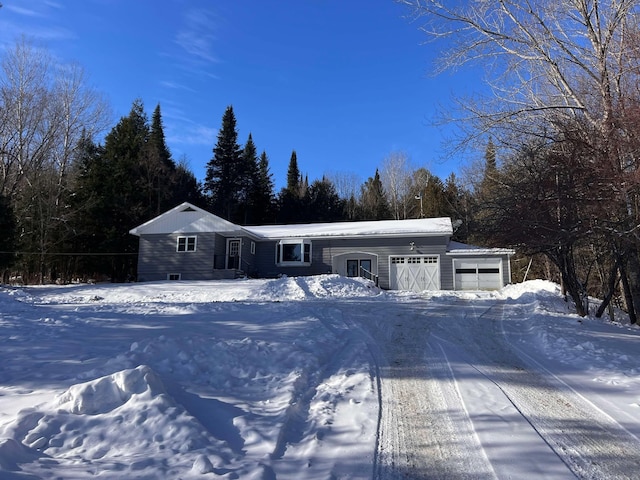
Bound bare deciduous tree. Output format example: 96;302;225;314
400;0;640;319
324;170;362;219
380;151;413;219
0;38;110;282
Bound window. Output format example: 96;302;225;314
347;259;373;279
177;236;196;252
276;239;312;266
250;241;256;255
167;273;181;280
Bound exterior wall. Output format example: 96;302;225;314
240;238;259;276
137;233;218;281
250;235;451;289
213;233;227;270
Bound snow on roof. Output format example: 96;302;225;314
244;217;453;239
446;240;515;255
129;202;241;236
129;202;453;239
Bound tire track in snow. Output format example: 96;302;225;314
442;299;640;480
353;302;496;479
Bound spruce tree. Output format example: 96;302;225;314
251;151;276;224
238;133;259;224
73;100;150;281
480;138;498;198
286;150;301;194
204;106;242;221
146;103;177;214
359;169;391;220
279;150;304;223
306;177;346;222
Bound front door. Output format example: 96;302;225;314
227;239;241;269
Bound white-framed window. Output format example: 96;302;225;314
167;273;181;281
250;241;256;255
177;236;197;252
276;239;312;266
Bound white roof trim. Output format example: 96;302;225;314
446;240;515;256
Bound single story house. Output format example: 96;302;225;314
129;202;515;292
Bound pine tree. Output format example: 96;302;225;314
204;106;242;220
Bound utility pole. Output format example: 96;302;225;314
414;177;429;218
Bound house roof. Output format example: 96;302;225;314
129;202;242;236
244;217;453;239
446;240;515;256
129;202;453;239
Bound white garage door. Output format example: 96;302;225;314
454;258;502;290
389;256;440;292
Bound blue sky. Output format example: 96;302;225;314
0;0;479;190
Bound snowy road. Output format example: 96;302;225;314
351;296;640;480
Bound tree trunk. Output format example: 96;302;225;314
618;257;637;324
595;260;619;318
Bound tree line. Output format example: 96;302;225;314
0;39;473;285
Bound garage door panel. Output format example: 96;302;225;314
390;256;440;292
454;258;502;290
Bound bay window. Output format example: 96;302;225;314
276;239;311;265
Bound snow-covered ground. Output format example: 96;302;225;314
0;275;639;479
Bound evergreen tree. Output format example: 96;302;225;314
173;159;205;207
251;151;276;224
204;106;242;220
306;177;346;222
479;138;498;198
72;100;150;281
278;150;304;223
359;169;391;220
145;103;176;214
286;150;301;194
0;194;16;277
238;133;259;224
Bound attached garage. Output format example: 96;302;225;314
389;255;440;292
453;258;503;290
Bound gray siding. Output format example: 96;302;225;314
137;233;217;281
213;233;227;270
251;235;451;289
